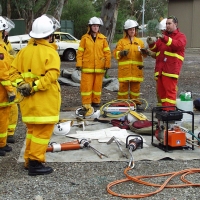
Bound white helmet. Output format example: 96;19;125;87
124;19;138;30
88;17;103;26
0;16;9;31
158;18;167;31
4;17;15;32
29;14;60;38
53;121;71;136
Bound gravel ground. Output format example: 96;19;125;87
0;48;200;200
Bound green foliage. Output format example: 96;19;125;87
146;19;159;36
61;0;97;39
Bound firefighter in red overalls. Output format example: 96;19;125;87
147;16;187;111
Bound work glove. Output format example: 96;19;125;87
9;49;17;57
7;91;16;102
76;67;81;71
119;50;129;57
140;48;148;56
104;67;109;78
137;65;144;70
17;82;32;97
146;36;155;45
156;33;164;39
146;49;156;58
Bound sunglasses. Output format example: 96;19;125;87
168;16;178;24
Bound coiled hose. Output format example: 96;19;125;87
107;167;200;198
100;98;148;118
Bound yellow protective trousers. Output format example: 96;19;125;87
24;124;54;167
81;73;104;104
7;103;18;136
0;106;11;147
118;81;140;100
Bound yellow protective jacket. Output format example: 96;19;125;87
4;41;16;63
0;36;14;107
10;38;61;124
113;36;145;82
76;32;111;73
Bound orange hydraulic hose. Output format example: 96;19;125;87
107;167;200;198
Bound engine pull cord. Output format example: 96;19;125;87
107;168;200;198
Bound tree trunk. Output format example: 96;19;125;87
100;0;121;46
7;0;11;18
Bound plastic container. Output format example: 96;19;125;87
176;98;193;122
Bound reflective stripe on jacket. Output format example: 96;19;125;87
149;29;187;78
10;38;61;124
76;33;111;73
113;36;145;82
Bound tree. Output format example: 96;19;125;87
61;0;96;39
100;0;121;45
0;0;68;33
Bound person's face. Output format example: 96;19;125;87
91;24;100;33
166;19;177;33
127;27;136;37
4;31;9;36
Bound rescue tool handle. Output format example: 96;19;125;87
46;140;82;152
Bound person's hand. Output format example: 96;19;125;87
119;50;129;57
146;49;156;58
17;82;32;97
146;37;155;45
137;65;144;70
156;33;164;39
7;91;16;102
140;48;148;56
76;67;81;71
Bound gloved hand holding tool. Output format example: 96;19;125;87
119;49;129;57
146;49;156;58
7;91;16;102
156;33;164;39
17;82;32;97
140;48;148;56
146;36;155;45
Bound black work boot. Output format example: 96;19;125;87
28;160;53;176
7;135;15;143
0;145;12;152
0;150;6;156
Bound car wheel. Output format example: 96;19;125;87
63;49;76;61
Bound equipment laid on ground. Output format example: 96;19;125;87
80;138;108;159
46;139;84;152
151;106;195;152
75;106;95;118
47;138;108;158
107;136;128;158
53;121;72;136
126;135;143;168
99;99;148;119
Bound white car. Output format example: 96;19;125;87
8;32;80;61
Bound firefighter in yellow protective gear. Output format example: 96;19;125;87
113;19;147;101
0;16;16;156
10;14;61;176
3;17;18;143
76;16;111;117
